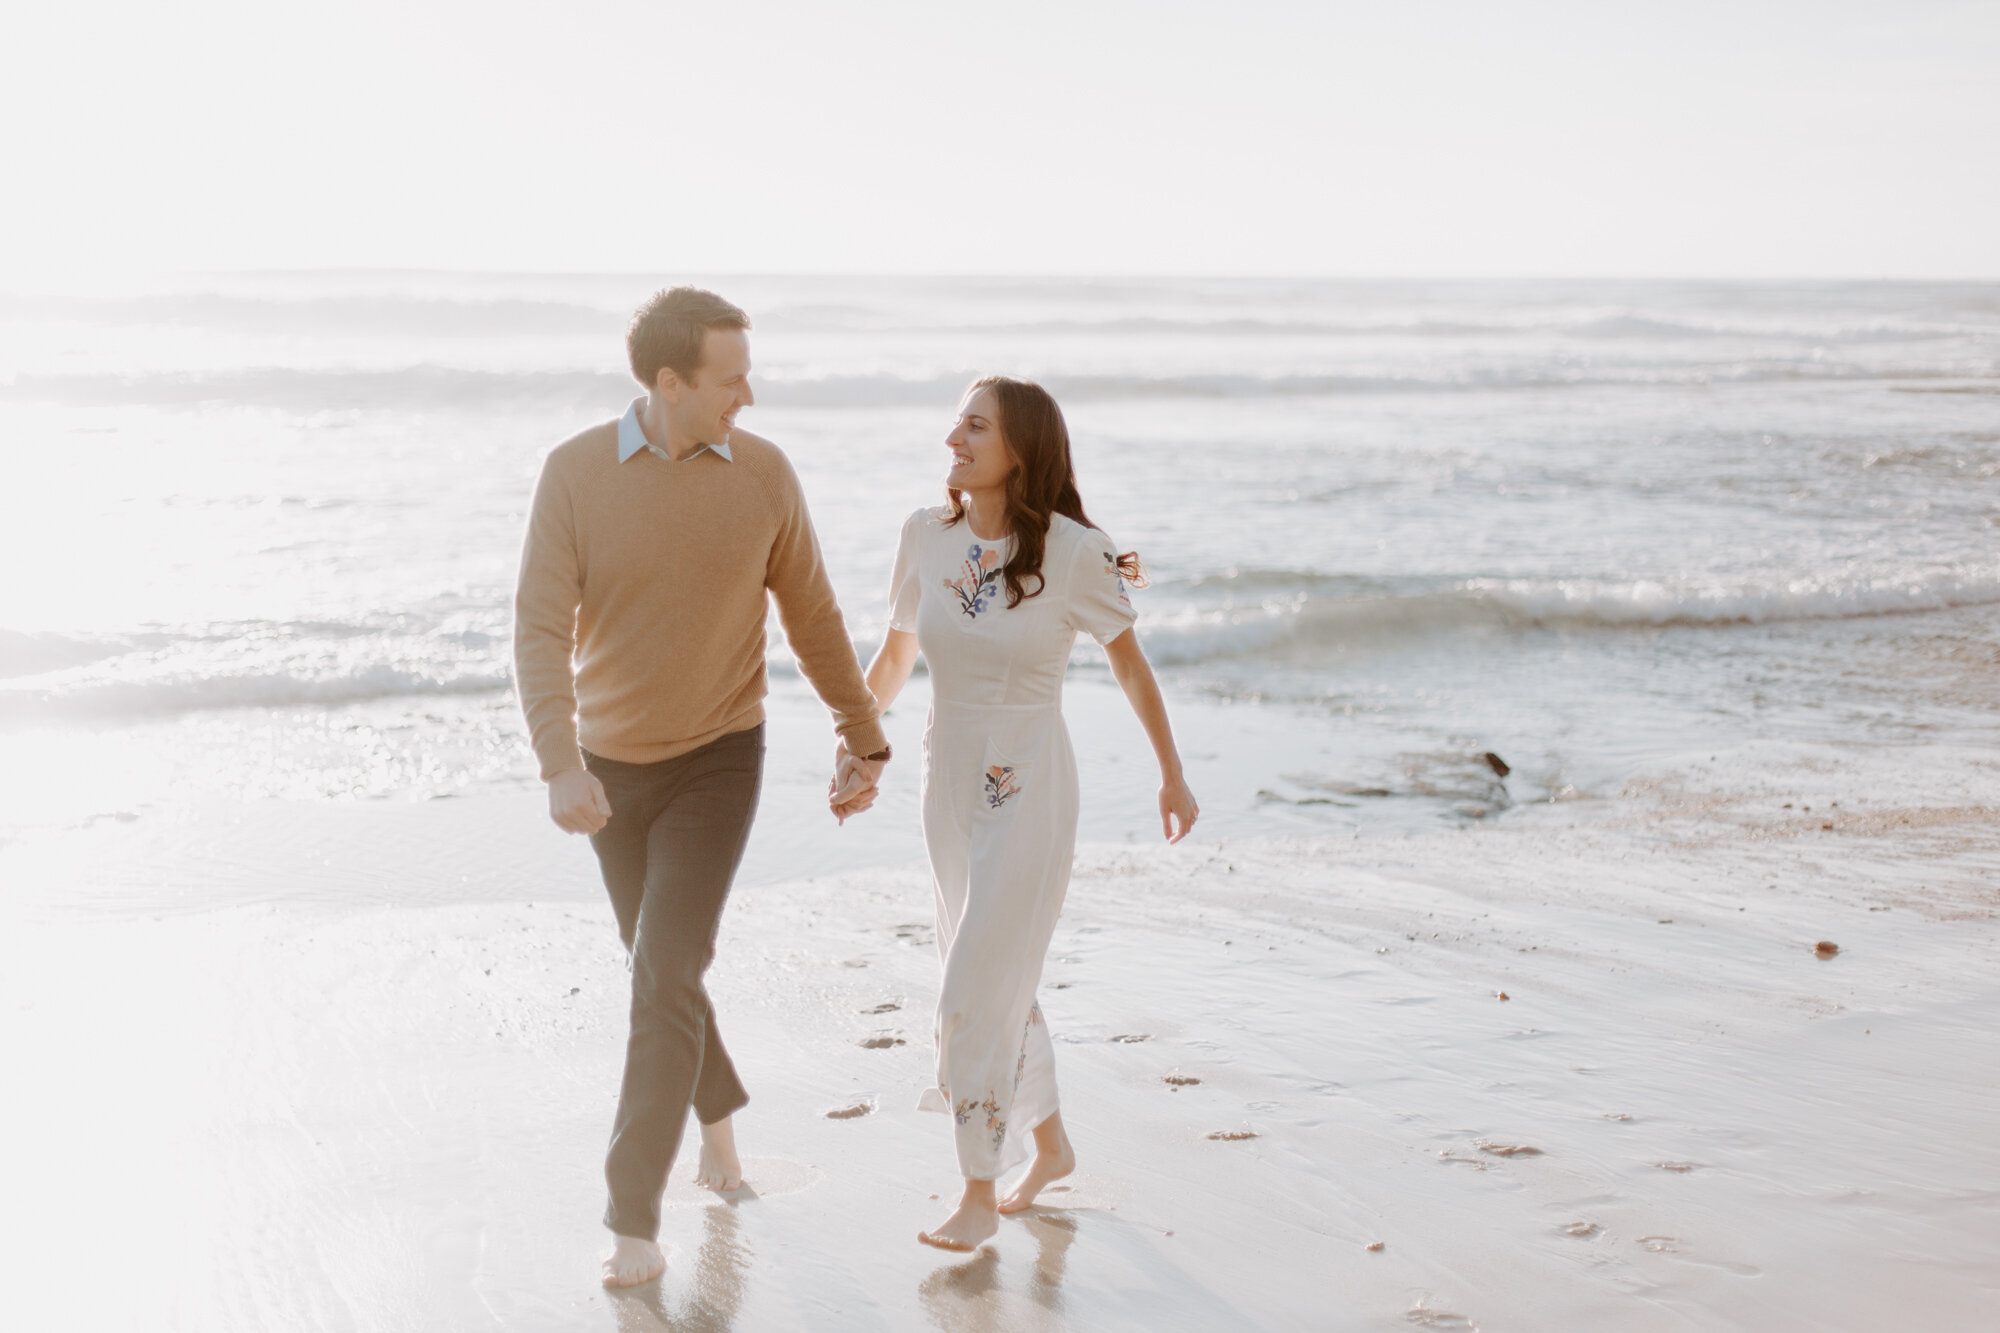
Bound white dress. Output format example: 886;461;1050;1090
887;507;1137;1179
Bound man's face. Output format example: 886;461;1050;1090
665;328;754;445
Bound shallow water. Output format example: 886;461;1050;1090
3;275;1998;867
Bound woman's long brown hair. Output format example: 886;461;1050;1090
943;376;1146;609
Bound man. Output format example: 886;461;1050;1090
513;286;889;1288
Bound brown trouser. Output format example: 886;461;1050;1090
583;724;763;1239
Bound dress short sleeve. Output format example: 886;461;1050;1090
887;508;927;632
1066;526;1138;646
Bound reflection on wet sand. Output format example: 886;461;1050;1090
611;1198;752;1333
1024;1211;1076;1312
919;1246;1004;1332
919;1207;1078;1333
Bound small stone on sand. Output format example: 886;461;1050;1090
857;1034;905;1049
1815;941;1839;958
825;1102;873;1119
1496;991;1509;1001
1366;1240;1385;1251
1164;1073;1200;1086
1109;1033;1150;1043
1207;1129;1259;1141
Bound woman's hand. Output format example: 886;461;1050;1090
1159;773;1198;844
1103;629;1198;845
829;742;884;823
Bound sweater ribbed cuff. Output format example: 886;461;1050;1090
536;739;586;782
838;718;890;759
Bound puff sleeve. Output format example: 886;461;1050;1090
887;508;927;632
1065;526;1138;646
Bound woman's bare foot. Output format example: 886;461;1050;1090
696;1114;743;1192
601;1235;667;1288
918;1178;999;1251
998;1110;1075;1213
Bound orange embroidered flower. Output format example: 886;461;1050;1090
984;765;1022;809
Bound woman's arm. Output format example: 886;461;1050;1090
865;628;920;711
830;629;922;822
1101;628;1199;843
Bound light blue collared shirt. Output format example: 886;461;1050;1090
617;397;734;464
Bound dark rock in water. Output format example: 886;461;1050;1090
1482;751;1511;778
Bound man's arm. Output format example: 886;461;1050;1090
761;459;890;762
514;453;611;833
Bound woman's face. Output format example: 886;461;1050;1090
945;387;1013;493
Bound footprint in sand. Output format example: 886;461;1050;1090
1475;1139;1543;1157
861;1001;901;1014
1564;1221;1599;1237
1653;1161;1701;1173
664;1158;819;1204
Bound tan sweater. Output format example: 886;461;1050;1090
513;420;886;780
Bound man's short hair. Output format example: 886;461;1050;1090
627;287;751;389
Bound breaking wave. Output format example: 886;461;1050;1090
1136;569;2000;665
6;362;1990;412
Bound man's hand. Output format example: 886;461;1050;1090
549;768;612;834
829;742;887;824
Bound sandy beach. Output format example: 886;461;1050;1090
5;725;1996;1331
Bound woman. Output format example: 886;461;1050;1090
855;376;1198;1252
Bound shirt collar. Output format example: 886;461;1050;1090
618;397;733;464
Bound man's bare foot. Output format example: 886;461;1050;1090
918;1178;999;1251
998;1111;1075;1213
696;1114;743;1192
601;1234;667;1288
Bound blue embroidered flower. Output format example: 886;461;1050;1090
1103;550;1131;605
944;543;1004;618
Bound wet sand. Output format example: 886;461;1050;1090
3;737;1998;1330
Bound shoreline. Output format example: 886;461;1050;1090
3;734;1997;1330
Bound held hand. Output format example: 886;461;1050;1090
829;743;887;824
1159;774;1199;844
548;768;612;835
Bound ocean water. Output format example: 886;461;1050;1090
3;275;1998;878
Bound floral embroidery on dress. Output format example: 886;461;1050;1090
944;543;1004;618
984;765;1022;809
953;1093;1008;1153
1102;550;1132;606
